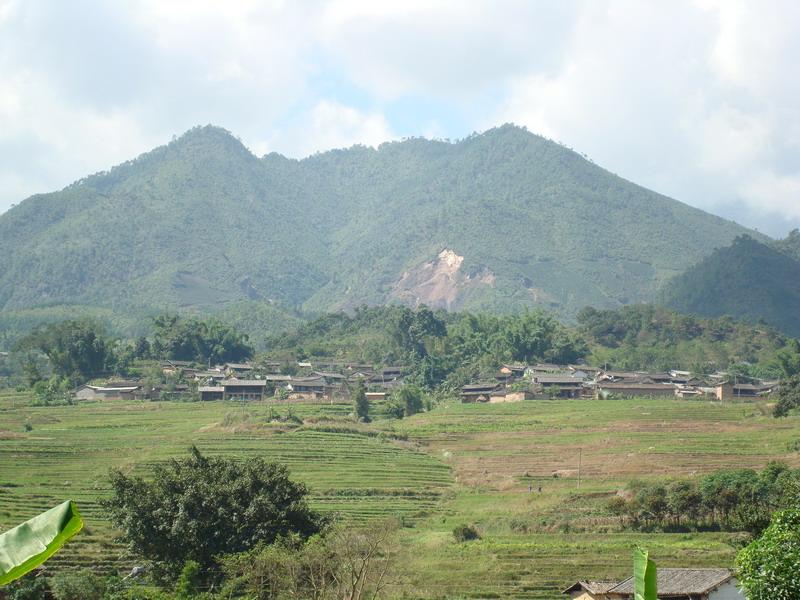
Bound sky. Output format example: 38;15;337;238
1;0;799;237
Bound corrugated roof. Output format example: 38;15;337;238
608;568;732;596
199;386;224;392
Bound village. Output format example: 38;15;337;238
73;358;777;405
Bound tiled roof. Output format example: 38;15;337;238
608;568;733;596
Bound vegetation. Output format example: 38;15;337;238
452;524;480;543
221;523;398;600
610;463;799;533
104;447;326;583
352;378;370;422
661;235;800;337
15;320;115;384
0;501;83;585
1;390;797;598
774;375;800;417
0;124;756;345
736;503;800;599
578;303;790;376
149;313;253;364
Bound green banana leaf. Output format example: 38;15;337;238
0;501;83;585
633;547;657;600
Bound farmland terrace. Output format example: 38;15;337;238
0;391;798;599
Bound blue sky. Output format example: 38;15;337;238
1;0;799;236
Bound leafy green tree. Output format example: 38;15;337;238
104;447;325;583
352;378;370;422
50;568;106;600
774;338;800;378
736;506;800;600
774;375;800;417
394;384;423;417
174;560;201;599
151;314;253;364
665;480;702;524
16;320;114;384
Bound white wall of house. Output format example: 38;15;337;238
709;579;745;600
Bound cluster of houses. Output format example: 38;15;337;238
461;363;777;403
74;359;407;402
563;568;742;599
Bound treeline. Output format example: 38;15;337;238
11;314;253;389
268;305;585;389
578;304;790;378
608;462;800;534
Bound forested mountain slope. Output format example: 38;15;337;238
660;235;800;336
0;124;757;340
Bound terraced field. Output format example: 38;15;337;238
0;393;451;573
1;393;798;598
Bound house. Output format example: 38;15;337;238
194;370;226;383
288;376;331;400
532;374;585;398
366;392;386;402
499;364;528;379
715;382;773;401
489;389;534;403
606;568;742;599
224;362;254;376
74;381;141;401
595;382;677;398
374;366;406;382
562;581;619;600
221;379;266;401
461;383;502;403
140;384;190;400
199;386;224;401
160;360;194;375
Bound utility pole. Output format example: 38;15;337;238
577;447;582;490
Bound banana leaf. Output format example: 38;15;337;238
0;501;83;585
633;547;657;600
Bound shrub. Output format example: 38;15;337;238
453;524;480;542
50;568;106;600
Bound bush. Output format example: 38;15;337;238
452;524;480;542
50;568;106;600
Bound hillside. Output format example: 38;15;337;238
660;235;800;336
0;124;757;341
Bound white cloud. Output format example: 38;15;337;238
0;0;798;236
266;100;395;157
494;0;800;235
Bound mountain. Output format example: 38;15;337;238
0;124;759;342
660;235;800;336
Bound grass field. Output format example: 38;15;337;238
1;392;798;598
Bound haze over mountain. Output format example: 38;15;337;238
661;233;800;336
0;124;758;341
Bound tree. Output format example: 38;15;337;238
104;447;325;583
221;522;398;600
50;568;106;600
394;384;423;417
16;320;114;384
151;314;253;364
736;506;800;600
352;378;370;423
774;375;800;417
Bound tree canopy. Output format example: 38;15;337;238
104;447;325;582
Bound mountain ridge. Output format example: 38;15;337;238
0;123;763;341
660;234;800;336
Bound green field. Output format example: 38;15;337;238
1;392;798;598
